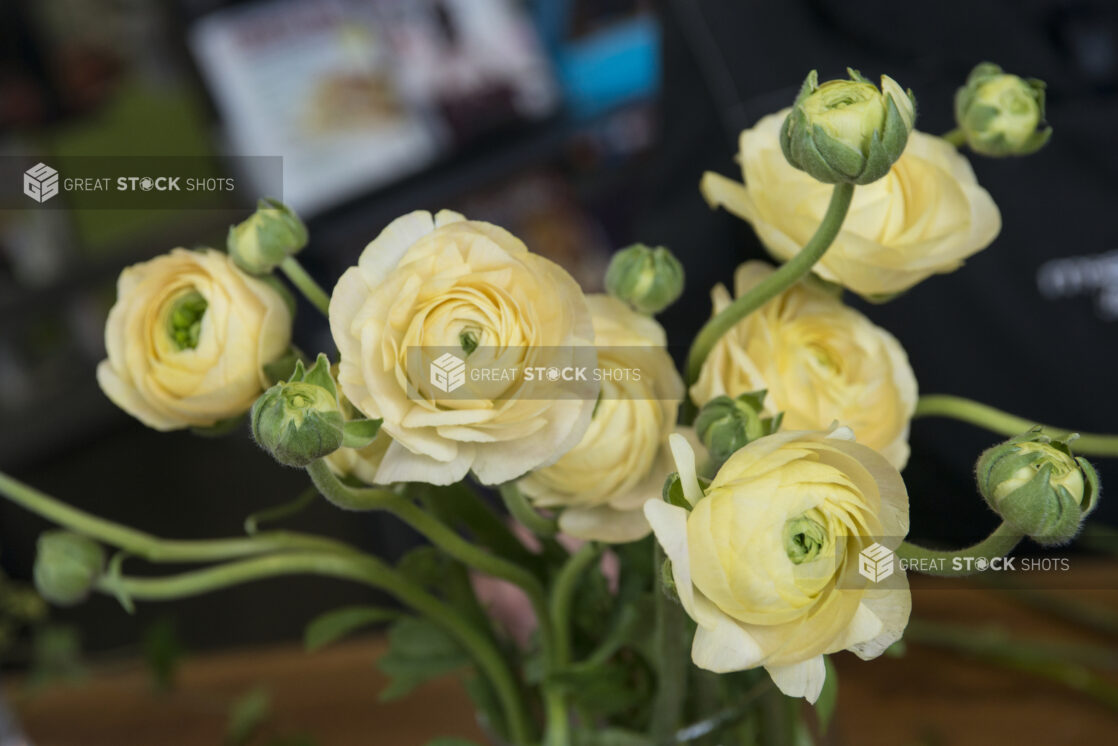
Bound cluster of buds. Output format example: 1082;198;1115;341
955;62;1051;157
977;429;1098;546
227;198;308;275
694;390;783;467
605;244;685;315
781;68;915;185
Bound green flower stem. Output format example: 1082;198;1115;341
649;544;688;738
685;181;855;384
542;544;599;746
243;488;317;534
941;127;967;147
898;521;1025;577
905;619;1118;711
915;394;1118;458
550;543;602;665
307;462;548;608
97;551;534;742
279;257;331;316
497;482;559;538
422;483;541;571
0;471;346;562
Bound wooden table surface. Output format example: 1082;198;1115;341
7;568;1118;745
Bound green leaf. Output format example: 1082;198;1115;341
814;656;838;733
377;617;470;702
550;660;651;718
304;606;400;652
226;687;271;746
342;418;382;448
143;618;185;692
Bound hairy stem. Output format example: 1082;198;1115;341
915;394;1118;458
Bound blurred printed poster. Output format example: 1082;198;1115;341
189;0;558;216
377;0;559;145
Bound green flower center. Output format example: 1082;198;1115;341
166;291;208;350
783;514;828;564
459;326;481;355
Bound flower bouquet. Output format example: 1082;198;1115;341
1;64;1110;745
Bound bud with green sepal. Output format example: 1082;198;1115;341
252;353;346;467
976;429;1099;546
693;390;783;467
781;68;915;185
604;244;685;315
34;531;106;606
955;62;1051;157
227;198;308;276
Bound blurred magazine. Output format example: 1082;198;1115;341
188;0;558;216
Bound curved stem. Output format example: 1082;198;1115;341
898;521;1025;577
685;181;854;384
541;543;601;745
915;394;1118;458
941;127;967;148
244;488;317;534
497;482;559;538
279;257;330;316
0;471;347;562
549;543;601;665
98;551;533;743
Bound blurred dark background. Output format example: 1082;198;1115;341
1;0;1116;659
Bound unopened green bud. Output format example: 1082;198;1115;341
605;244;684;314
976;430;1099;546
955;62;1051;157
34;531;105;606
781;69;915;185
227;198;308;275
694;391;782;466
251;353;344;467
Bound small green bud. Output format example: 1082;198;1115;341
227;198;308;275
955;62;1051;157
693;390;783;466
781;68;916;185
976;430;1099;546
34;531;106;606
251;353;344;467
604;244;684;314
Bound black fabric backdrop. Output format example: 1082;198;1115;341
640;0;1118;545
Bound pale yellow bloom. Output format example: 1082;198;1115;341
97;249;292;430
518;295;685;542
645;428;910;702
701;110;1001;296
330;210;596;485
324;431;394;486
691;262;917;469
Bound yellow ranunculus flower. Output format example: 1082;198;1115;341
701;109;1001;297
97;248;292;430
330;210;596;485
691;262;917;469
645;428;910;703
324;431;393;486
518;295;684;543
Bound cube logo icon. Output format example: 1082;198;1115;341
429;352;466;393
24;162;60;203
858;542;894;583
